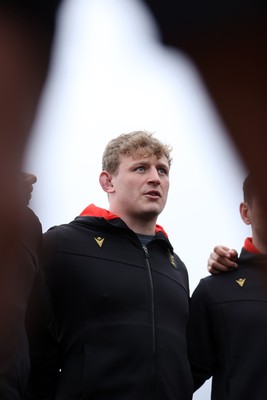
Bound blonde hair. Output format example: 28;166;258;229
102;130;172;174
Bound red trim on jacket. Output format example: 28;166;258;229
80;204;168;237
80;204;118;220
244;237;261;254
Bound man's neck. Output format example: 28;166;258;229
124;218;156;235
136;233;155;246
110;209;157;235
252;237;267;254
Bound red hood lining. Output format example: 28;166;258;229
80;204;168;237
244;237;261;254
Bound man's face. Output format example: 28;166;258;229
109;153;170;223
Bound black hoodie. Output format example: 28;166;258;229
187;246;267;400
25;204;193;400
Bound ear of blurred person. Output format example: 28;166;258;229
142;0;267;193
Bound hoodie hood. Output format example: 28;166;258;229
79;204;168;237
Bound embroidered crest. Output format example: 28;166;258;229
169;252;177;268
94;237;105;248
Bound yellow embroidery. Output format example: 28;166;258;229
236;278;246;287
169;253;177;268
94;237;105;248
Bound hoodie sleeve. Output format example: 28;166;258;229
187;278;215;391
25;227;61;400
0;206;43;399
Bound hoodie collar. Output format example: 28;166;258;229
80;204;168;237
244;237;261;254
80;204;118;220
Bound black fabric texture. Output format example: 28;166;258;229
187;248;267;399
25;213;192;399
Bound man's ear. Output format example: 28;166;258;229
99;171;115;194
239;202;251;225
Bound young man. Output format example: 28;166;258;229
25;131;193;400
187;174;267;399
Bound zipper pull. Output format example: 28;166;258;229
142;245;149;259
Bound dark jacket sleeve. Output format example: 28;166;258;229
24;227;61;400
0;208;42;399
187;278;215;391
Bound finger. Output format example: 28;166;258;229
209;255;238;268
213;245;239;260
213;245;232;258
208;251;237;264
208;264;228;274
228;249;238;259
208;258;238;274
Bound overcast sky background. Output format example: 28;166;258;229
25;1;248;397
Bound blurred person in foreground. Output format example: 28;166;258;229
0;2;60;397
25;130;194;400
0;173;42;399
143;0;267;193
187;173;267;399
0;1;60;249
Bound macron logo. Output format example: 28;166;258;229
94;237;105;248
236;278;246;287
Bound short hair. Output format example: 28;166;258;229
102;130;172;174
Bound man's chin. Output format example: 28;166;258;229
140;207;162;220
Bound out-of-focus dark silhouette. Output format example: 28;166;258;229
0;173;43;398
143;1;267;189
0;0;61;252
0;1;61;397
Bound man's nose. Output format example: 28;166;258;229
148;168;160;184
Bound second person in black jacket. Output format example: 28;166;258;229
187;173;267;399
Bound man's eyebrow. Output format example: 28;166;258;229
131;161;170;173
156;161;170;170
131;160;150;166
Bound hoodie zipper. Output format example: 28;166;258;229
142;244;156;397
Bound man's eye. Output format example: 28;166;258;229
136;166;145;172
158;168;167;175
